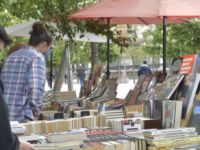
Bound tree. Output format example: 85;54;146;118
142;20;200;68
126;25;145;83
0;11;29;61
71;41;120;66
8;0;132;91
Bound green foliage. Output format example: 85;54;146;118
8;0;132;48
70;41;121;65
97;43;120;63
0;11;29;61
142;20;200;59
46;40;66;68
71;41;91;65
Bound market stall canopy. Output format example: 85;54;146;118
159;0;200;18
68;0;189;76
68;0;189;25
5;20;108;43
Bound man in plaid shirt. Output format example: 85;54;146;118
1;22;53;123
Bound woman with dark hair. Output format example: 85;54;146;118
0;24;36;150
1;21;53;124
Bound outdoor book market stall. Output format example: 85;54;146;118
12;54;200;150
8;0;200;150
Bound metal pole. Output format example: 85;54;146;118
50;50;53;89
163;16;167;73
106;18;110;80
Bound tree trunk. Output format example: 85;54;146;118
91;42;98;70
152;55;155;73
53;40;73;92
130;55;136;84
82;62;85;68
53;40;68;92
76;60;79;83
66;40;74;91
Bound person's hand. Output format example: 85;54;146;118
20;141;36;150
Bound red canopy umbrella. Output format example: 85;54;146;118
159;0;200;18
68;0;189;77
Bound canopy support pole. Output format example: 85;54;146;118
50;49;53;89
163;16;167;73
106;18;110;80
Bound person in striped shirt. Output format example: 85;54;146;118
0;23;36;150
1;21;53;123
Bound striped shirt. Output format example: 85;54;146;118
1;46;46;123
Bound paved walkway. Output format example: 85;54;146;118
44;79;137;99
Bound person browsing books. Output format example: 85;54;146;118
77;64;85;87
0;24;36;150
138;59;153;77
1;22;53;123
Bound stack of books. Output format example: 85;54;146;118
48;130;87;143
20;115;107;135
81;130;146;150
104;109;124;120
10;121;26;135
143;99;183;129
107;118;161;133
124;105;143;118
143;128;200;149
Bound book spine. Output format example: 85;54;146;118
149;137;200;145
150;132;197;141
151;141;200;148
144;128;196;136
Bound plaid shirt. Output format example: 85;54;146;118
1;46;46;123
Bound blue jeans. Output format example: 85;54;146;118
79;76;85;87
47;77;50;87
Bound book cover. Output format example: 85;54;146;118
108;78;117;100
157;72;167;84
194;54;200;74
81;111;90;117
153;100;163;127
183;74;200;119
122;119;142;132
128;88;141;106
180;55;196;74
134;75;145;90
145;87;155;100
134;90;147;105
141;75;154;91
188;93;200;135
123;90;134;106
54;113;63;120
150;71;161;88
169;58;183;76
143;119;161;130
143;100;151;118
162;101;175;129
153;74;184;100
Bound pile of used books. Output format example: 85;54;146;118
143;128;200;149
21;115;107;135
10;121;26;135
81;130;147;150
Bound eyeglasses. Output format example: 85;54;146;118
49;47;54;51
